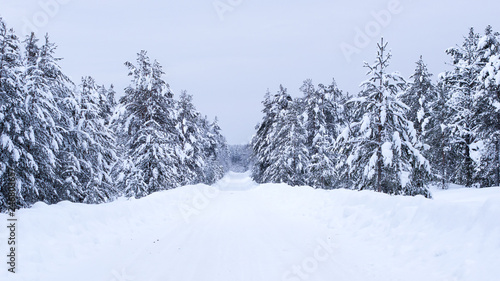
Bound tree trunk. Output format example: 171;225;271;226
377;125;383;193
496;137;499;187
441;144;446;190
376;38;385;193
465;134;473;187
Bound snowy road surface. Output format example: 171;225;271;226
1;172;500;281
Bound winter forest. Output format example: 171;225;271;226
0;17;229;210
2;16;500;210
253;27;500;198
3;1;500;277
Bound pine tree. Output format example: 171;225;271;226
252;86;292;183
476;25;500;186
336;39;430;197
401;56;436;142
425;80;454;189
60;76;117;203
321;79;346;140
23;33;67;204
301;79;338;188
264;99;309;186
114;51;181;198
0;20;37;210
444;28;483;187
97;84;116;126
177;91;205;185
202;116;228;184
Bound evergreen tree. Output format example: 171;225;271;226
251;90;272;183
444;28;483;187
301;79;338;188
23;33;66;204
336;39;430;197
252;86;292;183
321;79;347;140
114;51;181;198
401;56;436;142
177;91;205;185
476;25;500;186
0;20;36;210
425;80;454;189
202;116;228;184
60;76;117;203
97;84;116;125
263;100;309;186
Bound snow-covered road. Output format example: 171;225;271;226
1;172;499;281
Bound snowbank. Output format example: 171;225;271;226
1;173;498;281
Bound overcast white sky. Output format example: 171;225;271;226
1;0;498;144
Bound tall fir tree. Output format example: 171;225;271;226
23;33;67;204
252;86;292;183
401;56;436;142
476;25;500;186
202;116;228;184
177;91;205;185
301;79;337;188
321;79;347;140
0;20;37;210
263;99;309;186
113;51;181;198
336;39;430;197
425;80;454;189
444;28;483;187
60;76;117;203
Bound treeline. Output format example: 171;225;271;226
252;26;500;197
0;18;228;211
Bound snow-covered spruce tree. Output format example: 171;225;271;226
425;80;454;189
443;28;483;187
400;56;436;143
59;76;117;203
321;79;347;140
300;79;337;188
22;33;70;204
476;25;500;187
0;21;38;210
97;84;116;126
113;51;181;198
251;86;292;183
251;89;274;183
263;98;309;186
176;91;206;185
336;39;431;197
202;116;229;184
401;57;446;187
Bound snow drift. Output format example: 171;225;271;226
1;172;499;281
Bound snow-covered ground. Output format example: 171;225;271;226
1;172;499;281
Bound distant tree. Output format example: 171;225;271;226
97;84;116;125
228;144;252;172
